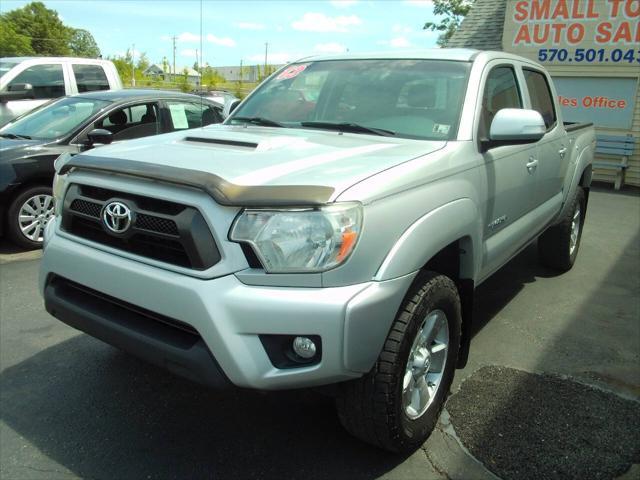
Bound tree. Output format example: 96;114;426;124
176;68;191;92
137;52;150;72
68;29;100;57
0;18;34;56
2;2;71;55
423;0;475;47
201;66;225;89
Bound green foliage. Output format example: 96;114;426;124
176;68;191;92
2;2;71;55
201;66;225;89
0;18;34;56
423;0;475;47
68;29;100;58
1;2;101;57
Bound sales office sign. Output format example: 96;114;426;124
503;0;639;129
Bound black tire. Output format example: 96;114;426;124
538;187;585;272
336;271;461;452
7;185;54;250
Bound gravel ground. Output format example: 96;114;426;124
447;366;640;480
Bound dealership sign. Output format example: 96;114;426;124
503;0;640;65
554;77;637;128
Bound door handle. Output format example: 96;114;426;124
526;157;538;173
558;147;567;158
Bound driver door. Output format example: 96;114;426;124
478;63;538;278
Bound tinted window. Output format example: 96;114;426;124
166;101;222;130
0;61;19;79
480;66;522;139
6;64;65;99
232;60;471;141
0;96;108;140
73;64;109;93
94;103;160;141
524;69;556;130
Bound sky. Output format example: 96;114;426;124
1;0;441;68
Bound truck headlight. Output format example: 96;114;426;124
230;203;362;273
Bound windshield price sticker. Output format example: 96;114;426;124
276;64;308;81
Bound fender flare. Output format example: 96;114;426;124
557;143;593;222
374;198;482;282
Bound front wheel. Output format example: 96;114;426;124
336;271;461;452
7;186;55;249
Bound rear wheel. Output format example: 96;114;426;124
7;186;54;249
538;187;585;271
336;271;461;452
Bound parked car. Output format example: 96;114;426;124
0;89;222;248
41;50;594;452
0;57;123;127
191;89;238;106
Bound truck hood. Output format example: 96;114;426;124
87;125;445;197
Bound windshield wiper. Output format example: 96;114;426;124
0;133;32;139
231;116;285;128
300;121;396;137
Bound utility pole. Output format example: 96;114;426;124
172;35;177;85
264;42;268;80
131;43;135;87
239;59;243;89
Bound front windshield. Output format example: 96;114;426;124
0;61;18;79
0;96;110;140
230;59;471;141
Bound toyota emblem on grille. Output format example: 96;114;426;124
102;201;132;234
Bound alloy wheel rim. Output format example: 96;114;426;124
569;204;581;256
402;309;449;420
18;194;54;243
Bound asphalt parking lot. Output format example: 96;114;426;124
1;186;639;480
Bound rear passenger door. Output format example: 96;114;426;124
71;64;111;94
522;68;569;207
478;63;539;277
162;100;223;132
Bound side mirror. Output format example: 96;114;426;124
222;99;241;119
482;108;546;152
0;83;34;103
86;128;113;147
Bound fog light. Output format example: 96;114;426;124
293;336;317;359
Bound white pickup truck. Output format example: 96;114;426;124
0;57;122;126
41;49;595;452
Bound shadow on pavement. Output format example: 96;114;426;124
447;193;640;479
0;335;410;479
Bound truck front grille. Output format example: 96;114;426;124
61;184;220;270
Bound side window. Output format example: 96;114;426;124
166;101;222;130
479;66;522;139
73;64;109;93
523;69;556;130
93;103;160;141
6;64;65;100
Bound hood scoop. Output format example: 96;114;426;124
183;136;258;149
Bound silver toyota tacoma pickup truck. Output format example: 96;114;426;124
40;49;595;452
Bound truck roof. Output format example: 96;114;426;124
298;48;480;63
0;57;114;65
294;49;539;66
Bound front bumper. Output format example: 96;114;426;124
40;223;415;390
